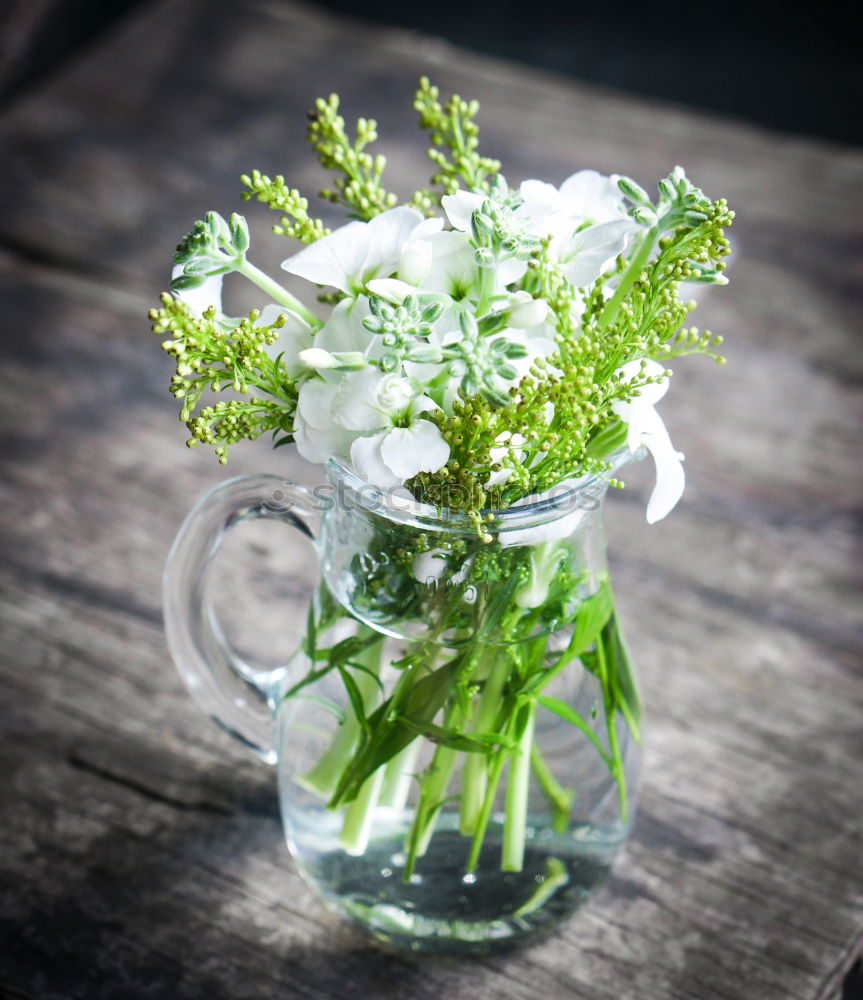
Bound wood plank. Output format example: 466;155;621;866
0;0;861;998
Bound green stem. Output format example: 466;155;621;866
339;767;385;855
502;700;536;872
465;748;508;874
475;263;495;317
513;858;568;918
299;633;384;799
459;651;508;835
598;226;658;329
530;744;573;834
403;701;466;879
378;740;419;811
236;257;321;328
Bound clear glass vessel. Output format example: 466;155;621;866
164;458;642;954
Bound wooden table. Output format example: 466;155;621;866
1;1;861;997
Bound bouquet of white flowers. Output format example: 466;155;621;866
153;78;732;937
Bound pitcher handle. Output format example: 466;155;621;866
163;475;320;763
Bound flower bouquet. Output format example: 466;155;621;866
154;78;732;951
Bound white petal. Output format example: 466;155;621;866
399;239;433;286
350;432;402;488
172;267;224;317
441;191;485;232
559;169;626;222
333;368;387;432
508;297;549;329
293;412;356;464
315;297;380;359
297;378;339;430
559;219;635;287
638;408;685;523
619;359;669;404
423;231;477;297
282;207;424;295
281;220;368;294
518;179;562;223
380;420;450;479
413;216;445;239
496;256;529;288
500;506;589;549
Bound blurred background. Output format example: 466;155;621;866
1;0;859;144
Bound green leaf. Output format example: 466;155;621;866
347;660;386;696
569;579;614;657
291;693;345;723
600;616;642;742
394;716;510;754
337;664;370;736
328;660;459;808
537;695;610;765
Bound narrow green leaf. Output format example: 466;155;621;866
394;716;510;753
537;695;611;766
337;665;370;736
569;579;614;657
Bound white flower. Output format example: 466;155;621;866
520;169;628;228
367;230;478;304
294;360;450;487
552;219;635;287
612;360;685;523
293;378;357;463
350;413;450;488
281;206;426;296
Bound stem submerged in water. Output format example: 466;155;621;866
291;563;639;878
502;700;536;872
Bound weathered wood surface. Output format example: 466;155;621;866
0;1;861;997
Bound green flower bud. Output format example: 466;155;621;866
229;213;250;252
618;176;651;206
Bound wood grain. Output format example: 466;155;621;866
0;0;861;997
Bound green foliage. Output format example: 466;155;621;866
241;169;331;243
412;76;501;199
149;293;297;462
307;94;399;220
171;210;250;289
409;176;734;515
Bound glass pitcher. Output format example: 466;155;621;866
163;457;642;954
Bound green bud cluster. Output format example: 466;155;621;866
363;295;445;370
442;309;528;406
307;95;399;221
241;169;330;243
152;79;734;530
149;294;298;461
409;192;734;516
171;211;250;291
412;77;501;198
